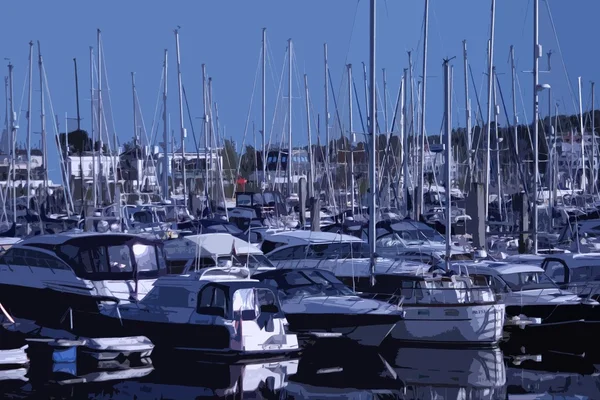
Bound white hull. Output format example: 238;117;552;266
391;303;505;346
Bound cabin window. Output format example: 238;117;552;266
282;271;313;286
233;288;257;320
108;245;133;273
0;248;68;269
304;270;331;286
81;247;109;273
197;285;228;317
570;265;600;283
268;245;306;261
401;281;414;299
156;246;167;272
545;260;567;284
414;282;425;300
261;240;283;254
143;286;190;308
237;194;252;206
133;244;158;272
491;277;509;293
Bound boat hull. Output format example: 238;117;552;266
284;312;401;347
388;303;505;347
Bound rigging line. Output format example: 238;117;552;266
515;71;534;156
16;62;28;137
495;72;530;198
544;0;578;115
233;41;262;194
266;47;287;158
181;85;200;157
352;77;366;135
521;0;532;39
146;65;164;151
99;38;119;153
328;68;344;138
133;85;158;186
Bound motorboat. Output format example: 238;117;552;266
263;231;505;347
98;266;299;360
451;261;597;353
0;232;167;333
253;268;404;347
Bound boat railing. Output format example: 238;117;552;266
196;266;252;281
361;284;497;305
566;281;600;299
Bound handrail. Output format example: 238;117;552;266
197;266;251;280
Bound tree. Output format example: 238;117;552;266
222;139;239;171
57;129;92;156
239;145;256;179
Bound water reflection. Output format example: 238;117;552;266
387;347;506;400
1;344;600;399
281;343;403;398
506;351;600;399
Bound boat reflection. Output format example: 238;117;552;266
280;343;404;399
506;351;600;399
134;359;299;399
386;347;506;400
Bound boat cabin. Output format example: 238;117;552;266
3;233;167;282
121;268;298;353
539;253;600;298
253;269;356;301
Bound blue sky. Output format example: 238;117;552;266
0;0;597;182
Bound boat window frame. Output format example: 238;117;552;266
197;284;230;319
0;247;72;271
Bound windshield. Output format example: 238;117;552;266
233;254;275;270
275;270;354;300
389;221;445;245
307;242;371;259
500;271;557;291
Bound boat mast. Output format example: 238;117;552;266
462;40;472;182
202;64;209;208
132;72;139;192
592;81;596;194
287;38;293;198
261;28;267;190
89;46;96;208
8;62;16;223
533;0;540;253
510;45;519;189
26;41;33;221
304;74;314;199
97;29;104;206
73;58;83;208
368;0;377;286
161;49;169;200
417;0;430;221
484;0;496;229
443;58;452;268
402;69;409;216
324;43;330;202
578;78;586;194
175;28;187;206
347;64;355;217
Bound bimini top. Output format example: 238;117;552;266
151;267;262;293
451;261;545;276
163;233;262;261
18;232;160;248
184;233;262;256
264;230;363;246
